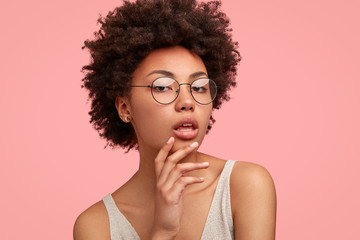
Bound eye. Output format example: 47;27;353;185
191;86;207;93
191;79;210;93
152;77;177;93
153;85;172;92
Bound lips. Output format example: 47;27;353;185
173;118;199;140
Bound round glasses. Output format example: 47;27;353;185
131;77;217;105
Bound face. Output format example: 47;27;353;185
117;46;213;153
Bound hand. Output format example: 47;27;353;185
151;137;209;239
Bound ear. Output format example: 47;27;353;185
115;96;131;122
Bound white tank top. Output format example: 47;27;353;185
102;160;236;239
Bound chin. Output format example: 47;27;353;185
171;141;190;153
172;136;203;151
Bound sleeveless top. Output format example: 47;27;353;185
102;159;236;240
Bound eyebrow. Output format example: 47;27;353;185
146;70;174;77
190;71;208;79
146;70;208;79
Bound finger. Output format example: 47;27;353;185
166;176;205;204
163;162;209;190
154;137;175;178
157;142;199;185
167;142;199;165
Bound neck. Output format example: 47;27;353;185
133;143;200;193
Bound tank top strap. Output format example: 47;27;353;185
201;159;236;239
102;194;140;240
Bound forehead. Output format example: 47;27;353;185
132;46;208;80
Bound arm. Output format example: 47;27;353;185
231;162;277;240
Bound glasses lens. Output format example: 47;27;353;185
151;77;179;104
191;78;217;104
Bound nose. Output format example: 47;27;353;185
175;83;195;112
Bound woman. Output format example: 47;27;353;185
74;0;276;239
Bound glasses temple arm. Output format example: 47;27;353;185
130;85;152;88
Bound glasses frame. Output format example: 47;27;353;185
130;77;217;105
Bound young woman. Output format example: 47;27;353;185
74;0;276;239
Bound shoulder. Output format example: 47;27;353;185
230;161;275;190
230;161;276;207
73;200;110;240
230;161;277;239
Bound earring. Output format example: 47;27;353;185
124;116;131;123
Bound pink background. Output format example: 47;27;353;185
1;0;359;239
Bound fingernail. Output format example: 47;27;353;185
199;177;204;181
167;137;174;144
190;142;199;148
201;162;209;166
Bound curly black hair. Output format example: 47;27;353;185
82;0;241;152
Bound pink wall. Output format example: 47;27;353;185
1;0;359;239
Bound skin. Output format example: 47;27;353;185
73;46;277;240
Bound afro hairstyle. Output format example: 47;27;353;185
81;0;241;151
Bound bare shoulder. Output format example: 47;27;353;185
230;161;276;207
73;200;110;240
230;161;277;239
231;161;276;190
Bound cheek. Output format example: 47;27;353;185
131;103;174;147
199;106;213;134
197;103;212;123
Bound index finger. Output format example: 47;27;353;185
154;137;175;178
